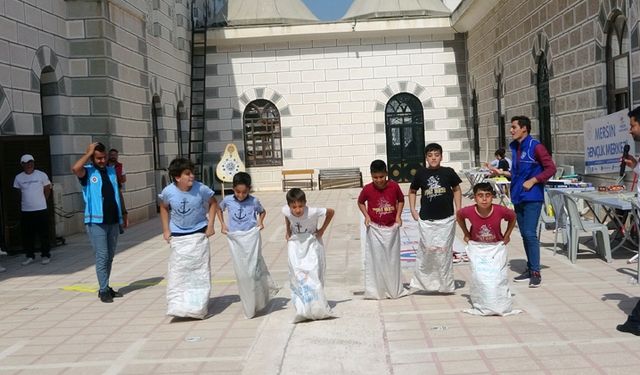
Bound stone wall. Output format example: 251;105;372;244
205;33;470;190
467;0;640;180
0;0;191;237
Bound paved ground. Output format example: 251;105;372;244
0;185;639;375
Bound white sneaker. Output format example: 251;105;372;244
0;264;6;272
21;258;34;266
41;257;50;265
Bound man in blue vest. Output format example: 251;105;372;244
72;142;128;303
509;116;556;288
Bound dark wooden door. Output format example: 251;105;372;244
0;136;54;252
385;94;425;182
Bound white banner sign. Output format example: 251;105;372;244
584;109;634;175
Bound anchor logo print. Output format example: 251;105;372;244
233;206;248;222
294;222;307;233
175;198;193;217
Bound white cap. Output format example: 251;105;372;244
20;154;34;163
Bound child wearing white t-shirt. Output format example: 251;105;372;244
282;188;335;322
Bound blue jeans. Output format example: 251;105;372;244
86;223;119;293
514;201;543;273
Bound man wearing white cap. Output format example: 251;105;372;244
13;154;52;265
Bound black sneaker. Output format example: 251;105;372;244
616;320;640;336
529;271;542;288
109;287;123;298
99;291;113;303
513;270;530;282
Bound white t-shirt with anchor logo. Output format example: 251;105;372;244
281;205;327;235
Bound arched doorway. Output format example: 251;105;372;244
537;53;552;154
385;93;425;182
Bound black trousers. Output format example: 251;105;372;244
21;209;50;258
630;300;640;326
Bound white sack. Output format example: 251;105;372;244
226;227;278;318
288;233;333;323
166;233;211;319
409;216;456;293
463;241;522;316
364;223;405;299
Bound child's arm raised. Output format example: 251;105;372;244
316;208;335;239
206;197;218;238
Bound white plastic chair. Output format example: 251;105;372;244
538;190;565;253
563;194;612;263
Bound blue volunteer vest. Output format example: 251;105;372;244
509;135;544;205
82;165;123;224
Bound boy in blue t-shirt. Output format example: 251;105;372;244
159;158;219;319
218;172;265;233
217;172;276;318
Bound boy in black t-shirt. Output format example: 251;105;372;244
409;143;462;222
408;143;463;293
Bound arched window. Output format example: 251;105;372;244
471;89;480;166
243;99;282;167
40;66;58;136
385;93;425;182
606;12;629;113
537;53;552;154
176;102;185;157
496;73;506;149
151;96;162;169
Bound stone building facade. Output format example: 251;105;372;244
465;0;640;183
203;29;470;190
0;0;190;240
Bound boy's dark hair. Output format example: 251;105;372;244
370;159;387;174
628;106;640;120
94;142;106;153
495;148;506;158
511;115;531;133
286;188;306;205
109;148;118;153
473;182;495;195
168;157;195;182
233;171;251;187
424;143;443;154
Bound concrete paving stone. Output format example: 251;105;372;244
14;369;65;375
479;346;530;359
386;329;425;340
587;351;640;367
439;359;489;374
153;362;204;373
31;353;84;364
489;356;541;372
546;369;604;375
62;367;109;375
389;350;435;364
427;336;477;348
392;362;440;375
163;349;213;359
434;349;482;361
539;354;596;370
387;338;428;352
